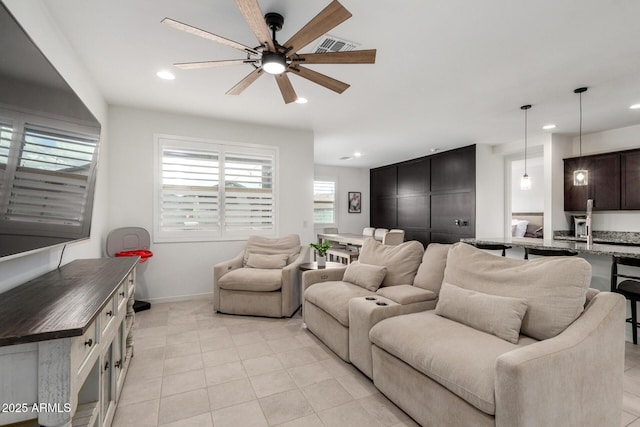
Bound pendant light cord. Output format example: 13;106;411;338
524;107;528;174
579;90;582;158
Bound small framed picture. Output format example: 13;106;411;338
348;191;361;213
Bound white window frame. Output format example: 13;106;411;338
313;176;338;227
153;134;279;242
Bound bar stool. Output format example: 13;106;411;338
524;247;578;260
611;255;640;344
470;242;511;257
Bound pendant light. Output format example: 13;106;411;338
520;104;532;191
573;87;589;186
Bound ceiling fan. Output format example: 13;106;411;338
161;0;376;103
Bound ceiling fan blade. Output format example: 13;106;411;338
226;68;264;95
293;49;376;65
283;0;352;54
288;65;350;94
162;18;258;55
175;59;258;69
234;0;275;51
275;73;298;104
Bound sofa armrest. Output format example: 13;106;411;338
302;266;347;292
376;285;436;305
280;246;310;316
213;250;244;311
350;295;437;378
495;292;625;427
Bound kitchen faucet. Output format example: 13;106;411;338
585;199;594;247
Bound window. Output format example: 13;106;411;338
313;179;336;225
154;135;277;242
0;120;99;236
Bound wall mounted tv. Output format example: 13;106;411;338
0;3;101;260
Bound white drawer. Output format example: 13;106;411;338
71;320;97;374
116;283;127;310
100;298;116;337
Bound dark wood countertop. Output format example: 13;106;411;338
0;257;138;347
461;237;640;259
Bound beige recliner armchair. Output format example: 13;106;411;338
213;234;309;317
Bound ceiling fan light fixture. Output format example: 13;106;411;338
262;52;286;75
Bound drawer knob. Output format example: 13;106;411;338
106;310;113;317
115;359;122;369
84;338;93;347
119;291;125;297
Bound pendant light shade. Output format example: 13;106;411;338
520;104;532;191
573;87;589;186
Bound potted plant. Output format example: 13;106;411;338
309;241;332;267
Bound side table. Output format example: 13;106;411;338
298;261;346;271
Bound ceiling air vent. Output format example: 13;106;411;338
313;34;358;53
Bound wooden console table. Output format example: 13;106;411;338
0;257;138;427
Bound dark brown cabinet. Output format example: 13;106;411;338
370;145;475;246
563;149;640;211
622;150;640;209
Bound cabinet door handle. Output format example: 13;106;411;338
84;338;93;347
106;310;113;317
119;291;125;297
114;359;122;369
104;361;109;372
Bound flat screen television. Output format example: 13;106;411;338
0;3;102;260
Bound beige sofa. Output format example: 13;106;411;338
213;234;309;317
369;243;625;427
304;241;625;426
302;238;450;372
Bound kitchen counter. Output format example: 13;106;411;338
553;230;640;245
461;237;640;258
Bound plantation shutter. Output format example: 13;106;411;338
313;180;336;224
223;151;274;234
5;125;98;227
0;122;11;193
159;145;220;237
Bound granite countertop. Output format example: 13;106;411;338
553;230;640;245
461;237;640;258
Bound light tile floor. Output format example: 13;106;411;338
113;298;640;427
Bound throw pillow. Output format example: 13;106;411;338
435;282;528;344
357;238;424;287
342;261;387;292
443;242;591;340
245;253;288;269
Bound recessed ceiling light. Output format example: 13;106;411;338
630;104;640;110
354;152;362;157
156;70;175;80
542;124;556;130
295;97;308;104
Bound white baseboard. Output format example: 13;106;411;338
143;292;213;304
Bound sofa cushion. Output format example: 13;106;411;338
343;261;387;292
376;284;436;305
358;238;424;287
412;243;451;294
444;243;591;340
218;268;282;291
304;281;373;326
435;282;528;344
245;253;289;269
243;234;301;266
370;311;538;415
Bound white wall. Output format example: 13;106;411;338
313;165;370;234
107;106;314;302
570;124;640;232
475;144;506;238
0;1;109;293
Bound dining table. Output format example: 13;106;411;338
317;232;369;247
